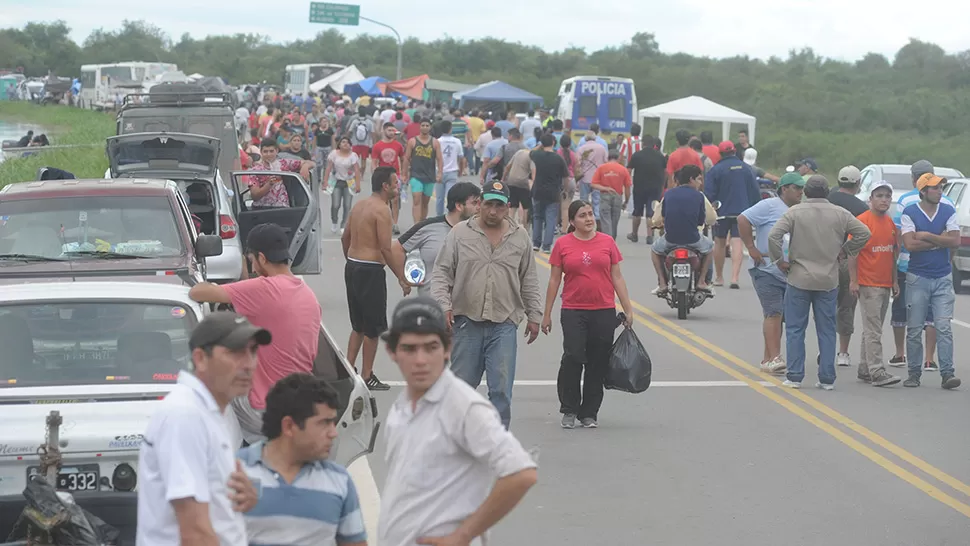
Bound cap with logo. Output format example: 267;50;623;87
837;165;862;184
717;141;736;154
384;297;449;338
911;159;934;178
779;172;806;188
189;312;272;350
917;173;946;191
482;180;510;204
869;180;894;195
246;223;290;263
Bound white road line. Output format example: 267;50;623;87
382;380;774;387
347;456;381;539
952;318;970;329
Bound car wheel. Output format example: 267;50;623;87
953;264;964;294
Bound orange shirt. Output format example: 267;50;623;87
666;146;703;176
855;210;897;288
592;162;632;194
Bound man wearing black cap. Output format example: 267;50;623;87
190;223;322;443
431;179;542;429
378;297;537;546
137;312;267;546
795;158;819;181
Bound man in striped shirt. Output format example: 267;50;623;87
238;373;367;546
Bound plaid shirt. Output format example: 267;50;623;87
247;158;302;207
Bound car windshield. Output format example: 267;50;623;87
883;172;913;190
0;301;196;387
0;196;185;260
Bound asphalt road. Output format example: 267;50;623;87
307;177;970;545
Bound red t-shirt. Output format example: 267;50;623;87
223;275;322;409
592;162;632;194
702;144;721;165
549;232;622;310
404;122;422;140
371;139;405;173
666;146;703;176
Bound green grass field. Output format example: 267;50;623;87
0;103;115;186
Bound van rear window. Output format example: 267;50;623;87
608;97;625;120
578;96;596;118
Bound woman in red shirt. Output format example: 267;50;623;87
541;200;634;429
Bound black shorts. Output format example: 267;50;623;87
632;189;660;218
713;218;739;238
509;186;532;209
345;259;388;338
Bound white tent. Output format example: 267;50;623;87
638;95;756;146
309;65;366;94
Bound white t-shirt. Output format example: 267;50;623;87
380;109;396;124
439;134;463;173
136;372;245;546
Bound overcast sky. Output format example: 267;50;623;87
2;0;968;62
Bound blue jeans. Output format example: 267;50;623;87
532;200;558;251
784;284;838;384
450;317;518;428
905;273;955;378
435;171;459;216
579;182;601;219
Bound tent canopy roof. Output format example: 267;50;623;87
380;74;429;100
453;80;543;104
639;95;754;124
344;76;388;100
425;78;476;93
309;65;365;94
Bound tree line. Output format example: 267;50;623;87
4;20;970;173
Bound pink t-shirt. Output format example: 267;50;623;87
223;275;322;409
549;232;622;310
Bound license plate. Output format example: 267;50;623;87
672;263;691;277
28;464;100;491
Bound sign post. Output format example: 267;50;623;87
308;2;403;81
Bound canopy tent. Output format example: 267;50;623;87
424;78;476;103
309;64;365;94
379;74;429;100
344;76;388;101
638;95;755;147
452;80;543;109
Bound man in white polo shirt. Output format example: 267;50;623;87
136;312;267;546
378;297;538;546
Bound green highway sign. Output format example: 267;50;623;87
309;2;360;25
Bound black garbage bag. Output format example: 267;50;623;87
604;325;652;393
6;475;119;545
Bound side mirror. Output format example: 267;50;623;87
712;200;722;210
195;234;224;258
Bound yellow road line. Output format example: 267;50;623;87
533;256;970;517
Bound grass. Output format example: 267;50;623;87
0;103;116;186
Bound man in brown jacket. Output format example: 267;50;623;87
768;175;871;391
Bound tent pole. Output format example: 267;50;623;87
361;16;402;80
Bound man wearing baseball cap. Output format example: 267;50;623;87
704;140;760;289
899;173;961;389
850;181;903;386
378;297;537;546
431;179;543;429
137;312;268;546
738;172;805;375
795;158;819;181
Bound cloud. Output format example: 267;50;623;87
3;0;970;62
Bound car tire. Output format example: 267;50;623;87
953;264;964;294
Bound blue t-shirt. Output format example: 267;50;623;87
704;156;759;216
900;201;959;279
495;120;515;138
662;186;706;245
893;188;955;272
739;197;790;281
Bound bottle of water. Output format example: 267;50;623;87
404;250;427;286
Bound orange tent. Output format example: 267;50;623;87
379;74;429;100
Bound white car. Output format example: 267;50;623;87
858;164;964;214
0;281;377;540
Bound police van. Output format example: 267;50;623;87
552;76;638;144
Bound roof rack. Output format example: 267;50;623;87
121;91;234;109
0;266;198;286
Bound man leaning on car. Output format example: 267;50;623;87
189;223;322;445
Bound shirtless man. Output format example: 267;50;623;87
341;165;408;391
402;119;443;223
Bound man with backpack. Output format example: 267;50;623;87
348;106;375;174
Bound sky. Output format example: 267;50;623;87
3;0;969;62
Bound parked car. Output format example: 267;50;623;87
858;164;964;215
943;178;970;293
0;281;378;543
0;178;223;286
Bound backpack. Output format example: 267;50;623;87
352;118;368;142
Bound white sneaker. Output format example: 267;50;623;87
781;379;801;389
760;356;787;375
837;352;851;367
331;223;338;233
815;381;835;391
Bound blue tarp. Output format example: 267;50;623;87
453;80;544;107
344;76;388;101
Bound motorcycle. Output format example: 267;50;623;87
757;177;777;201
653;201;717;320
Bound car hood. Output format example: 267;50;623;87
107;132;221;178
0;256;191;285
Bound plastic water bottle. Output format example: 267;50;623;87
404;250;427;286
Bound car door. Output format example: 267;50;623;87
230;170;321;274
312;322;378;466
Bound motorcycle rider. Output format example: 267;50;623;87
650;164;716;294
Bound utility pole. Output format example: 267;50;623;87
309;3;404;80
361;16;403;81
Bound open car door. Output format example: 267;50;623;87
313;322;379;466
230;170;321;274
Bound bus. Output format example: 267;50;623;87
553;76;637;144
284;64;346;96
79;61;178;109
